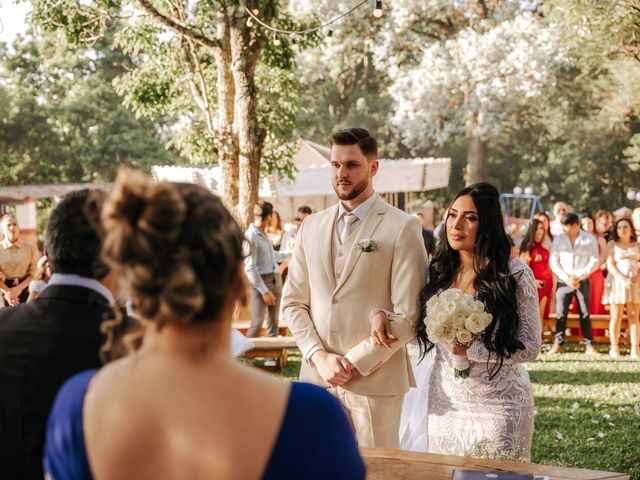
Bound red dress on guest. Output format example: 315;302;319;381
589;243;607;314
529;242;553;319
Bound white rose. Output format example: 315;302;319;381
465;313;488;334
456;329;473;345
425;295;439;311
482;312;493;328
471;299;485;313
452;315;466;329
435;323;456;343
442;300;458;316
459;295;476;315
426;321;439;338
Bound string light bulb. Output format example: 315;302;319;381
273;32;281;46
251;8;259;15
325;29;333;43
373;0;383;17
291;36;299;52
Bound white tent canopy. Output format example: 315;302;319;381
152;138;451;220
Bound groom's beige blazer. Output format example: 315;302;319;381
282;195;426;396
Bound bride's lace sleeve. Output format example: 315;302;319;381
467;259;541;364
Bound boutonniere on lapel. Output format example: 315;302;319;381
355;239;378;253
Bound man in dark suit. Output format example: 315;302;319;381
0;189;117;480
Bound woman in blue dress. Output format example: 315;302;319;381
44;169;365;480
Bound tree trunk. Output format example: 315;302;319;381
229;2;267;229
214;11;239;208
465;110;488;185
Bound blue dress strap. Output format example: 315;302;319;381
44;369;97;480
262;382;366;479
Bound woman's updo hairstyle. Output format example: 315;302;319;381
101;169;244;327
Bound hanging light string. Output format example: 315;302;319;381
243;0;380;36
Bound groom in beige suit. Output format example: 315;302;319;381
282;127;426;448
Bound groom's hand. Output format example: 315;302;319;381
311;350;353;386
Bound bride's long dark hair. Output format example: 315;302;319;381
415;182;524;378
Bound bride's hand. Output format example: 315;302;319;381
370;311;397;350
449;343;470;356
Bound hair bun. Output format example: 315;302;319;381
102;169;187;266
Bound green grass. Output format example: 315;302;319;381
279;345;640;479
529;344;640;479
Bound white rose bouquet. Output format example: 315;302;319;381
423;288;493;378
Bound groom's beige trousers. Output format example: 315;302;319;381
330;387;403;449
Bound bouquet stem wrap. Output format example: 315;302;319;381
452;354;470;378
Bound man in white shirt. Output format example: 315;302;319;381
549;212;600;355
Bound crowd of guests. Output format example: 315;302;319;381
0;172;366;480
517;202;640;359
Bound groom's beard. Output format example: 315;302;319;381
333;177;370;201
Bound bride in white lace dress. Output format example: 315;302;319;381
371;183;540;461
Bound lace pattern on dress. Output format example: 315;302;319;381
426;258;541;461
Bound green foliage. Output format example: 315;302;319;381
0;30;180;186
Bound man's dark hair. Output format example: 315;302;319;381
45;189;109;279
297;206;312;215
253;200;273;221
561;212;580;226
329;127;378;160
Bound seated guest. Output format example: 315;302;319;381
27;254;52;302
0;214;39;306
0;190;114;480
44;170;365;480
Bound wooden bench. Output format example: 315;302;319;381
361;448;629;480
543;314;629;344
232;320;289;338
241;336;299;375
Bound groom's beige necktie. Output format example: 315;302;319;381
340;213;358;245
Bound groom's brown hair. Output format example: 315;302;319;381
329;127;378;161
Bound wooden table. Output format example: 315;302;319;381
242;336;298;375
361;448;629;480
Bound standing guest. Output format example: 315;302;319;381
244;201;291;338
0;214;39;306
533;211;554;250
549;212;600;355
581;214;608;315
520;219;554;327
279;206;312;283
595;210;614;243
632;207;640;238
44;170;365;480
280;205;312;253
0;190;114;480
266;210;284;250
413;212;435;260
283;127;426;449
602;218;640;359
549;202;569;237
